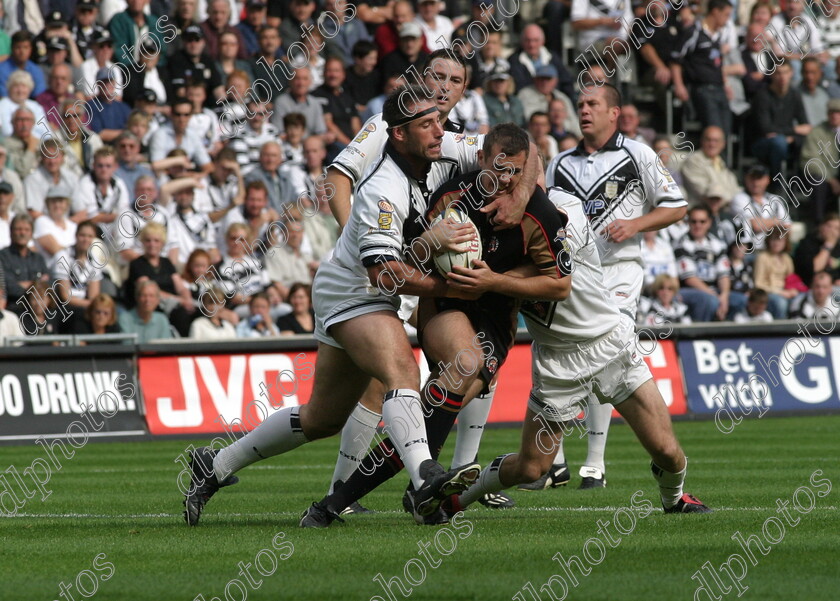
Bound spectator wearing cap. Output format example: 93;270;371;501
680;126;742;204
115;131;155;196
36;63;76;129
380;21;429;81
237;1;268;56
484;67;525;127
280;0;318;48
703;183;739;247
272;67;329;139
800;98;840;224
1;107;40;180
168;25;224;103
322;0;372;67
0;31;47;98
33;184;77;269
0;182;16;248
201;0;249;60
34;11;84;68
51;98;104;178
121;40;169;106
507;24;576;101
79;31;126;101
750;60;812;177
0;147;24;215
343;40;380;113
0;213;50;314
415;0;453;49
85;68;132;142
70;0;105;61
24;139;77;219
110;0;170;70
517;63;576;124
375;0;428;59
731;165;792;252
0;70;49;139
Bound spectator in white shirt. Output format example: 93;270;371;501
71;146;130;228
733;288;774;322
414;0;453;49
24;139;77;219
789;270;840;318
33;186;77;270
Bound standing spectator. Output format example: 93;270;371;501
380;22;429;81
149;98;213;171
733;288;773;322
484;67;525;128
637;274;692;326
769;0;829;77
24;139;77;218
789;271;840;318
799;98;840;223
571;0;633;60
276;282;314;334
118;280;173;342
237;1;268;57
343;40;380;113
675;205;747;321
800;56;829;126
272;67;329;138
0;214;49;313
753;228;797;318
415;0;453;49
0;31;46;98
671;0;733;136
750;60;812;176
109;0;169;69
201;0;248;60
33;186;77;269
85;68;132;143
0;71;48;138
731;164;791;252
314;57;363;150
1;107;41;180
507;24;576;100
71;146;130;227
680;126;741;204
741;22;772;99
793;213;840;286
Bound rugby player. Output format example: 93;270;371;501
183;85;487;526
300;124;574;527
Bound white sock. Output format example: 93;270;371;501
213;406;308;480
582;400;612;475
328;403;381;494
458;454;512;508
381;389;432;489
652;459;686;508
451;388;494;468
553;437;566;466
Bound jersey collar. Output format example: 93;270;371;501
385;140;432;181
572;130;623;156
443;119;464;134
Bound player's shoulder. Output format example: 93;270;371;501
524;187;567;225
356;152;403;197
618;134;659;162
441;131;482;153
352;113;386;144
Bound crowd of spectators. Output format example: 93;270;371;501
1;0;840;346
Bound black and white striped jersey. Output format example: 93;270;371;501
546;131;686;266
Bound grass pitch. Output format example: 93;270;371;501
1;415;838;601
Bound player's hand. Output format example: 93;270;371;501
481;194;525;230
446;260;498;295
604;219;639;243
427;218;476;252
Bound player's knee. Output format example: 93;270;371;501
518;459;546;484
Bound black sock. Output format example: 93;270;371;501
424;388;465;461
323;437;404;512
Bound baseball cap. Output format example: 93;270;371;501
140;88;158;103
93;30;112;45
77;0;97;10
535;64;558;79
47;10;64;27
399;22;422;38
46;184;72;199
0;182;13;194
96;66;115;81
246;0;267;8
829;99;840;113
473;0;494;6
47;36;68;51
184;25;204;40
487;65;511;81
745;164;769;178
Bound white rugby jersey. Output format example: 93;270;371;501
521;187;620;344
546;131;686;266
331;113;481;186
330;139;479;283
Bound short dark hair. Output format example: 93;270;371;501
602;83;622;108
483;123;530;158
216;147;237;163
690;205;712;220
748;288;769;304
245;179;269;195
352;40;377;59
424;49;468;82
529;111;550;124
708;0;732;13
383;84;435;130
284;112;306;129
11;31;33;45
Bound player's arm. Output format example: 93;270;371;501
480;141;543;229
325;165;352;229
447;260;570;301
605;205;687;243
367;261;476;299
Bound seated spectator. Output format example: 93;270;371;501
343;40;380;114
200;0;248;60
71;146;130;227
0;182;15;248
704;184;739;247
741;22;772;99
0;70;49;138
641;230;678;292
619;104;655;147
0;214;50;314
1;107;41;180
53;100;105;178
85;68;132;143
728;240;755;295
527;112;559;166
0;31;47;98
507;24;575;99
0;147;24;214
315;57;363;151
236;291;281;337
33;187;77;270
168;25;224;103
571;0;633;59
799;98;840;224
21;281;62;336
731;164;791;252
189;283;237;340
114;175;181;266
218;180;278;253
264;220;317;298
247;26;287;104
276;282;314;334
793;212;840;286
415;0;452;48
281;113;307;169
109;0;169;70
121;41;169;108
78;31;124;100
24;139;77;219
300;137;339;259
244;142;307;214
800;56;829;126
53;221;103;326
380;22;429;81
180;248;240;326
548;97;581;142
115;132;155;197
71;293;122;338
281;0;318;48
236;1;267;57
484;67;525;128
216;30;254;81
118;280;174;342
361;74;401;122
217;222;271;317
150;98;213;172
127;110;154;155
680;126;741;204
769;0;829;71
322;0;371;67
637;274;692;326
474;30;509;91
185;80;221;156
71;1;106;62
753;228;797;318
518;64;576;123
675;205;747;321
653;135;685;191
375;0;425;58
750;61;812;176
168;185;220;265
272;67;330;139
227;100;279;166
0;284;24;344
733;288;774;323
789;270;840;318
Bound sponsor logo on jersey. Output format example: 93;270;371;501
353;122;377;143
378;200;394;213
378;212;392;229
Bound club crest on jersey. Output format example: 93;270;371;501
465;136;478;145
604;180;619;199
354;122;377;143
487;236;499;253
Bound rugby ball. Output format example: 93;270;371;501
430;207;482;277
